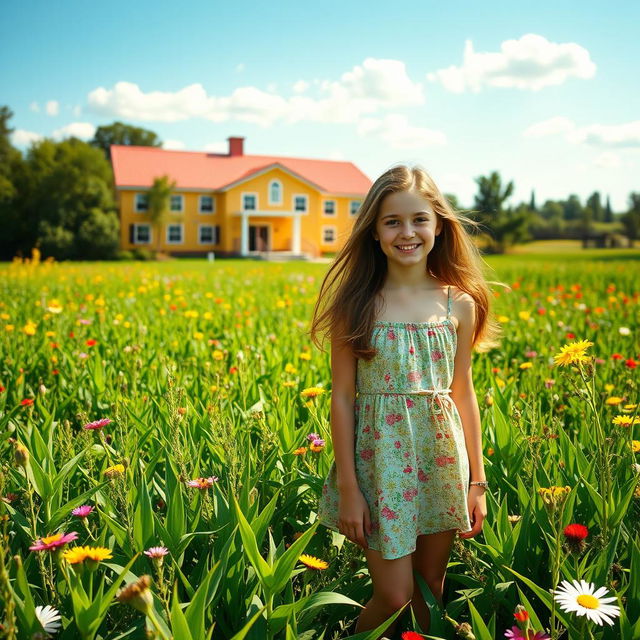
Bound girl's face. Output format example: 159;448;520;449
373;188;442;264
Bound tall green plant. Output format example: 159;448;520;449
147;175;176;254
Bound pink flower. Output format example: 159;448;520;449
381;505;399;520
144;546;169;558
71;505;94;518
83;418;111;430
306;432;320;442
185;476;218;490
504;626;550;639
431;350;443;362
360;449;373;461
29;531;78;551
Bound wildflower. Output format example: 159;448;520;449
20;398;34;406
563;523;588;554
83;418;112;430
455;622;476;640
186;476;218;489
538;486;571;509
62;545;113;565
30;532;78;552
309;438;325;452
552;579;620;626
625;358;637;369
71;505;94;518
292;447;307;455
632;441;640;454
504;627;550;639
35;605;62;634
144;546;169;560
117;575;154;615
86;339;97;347
544;379;555;389
298;553;329;570
519;362;533;370
300;386;326;399
23;320;37;336
513;605;529;622
307;432;320;441
619;327;630;336
9;438;29;468
104;464;125;478
612;415;640;427
611;353;623;360
508;515;522;524
401;632;423;640
605;397;623;405
553;340;593;367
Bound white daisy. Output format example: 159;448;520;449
552;579;620;626
35;605;61;634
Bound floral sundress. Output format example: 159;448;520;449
317;285;473;559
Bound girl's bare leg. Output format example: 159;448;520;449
355;547;414;639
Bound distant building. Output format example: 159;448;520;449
110;137;371;258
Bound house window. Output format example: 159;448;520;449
243;194;257;211
166;224;183;244
199;195;214;213
323;226;336;243
170;195;183;212
269;180;282;205
198;225;217;244
324;200;336;216
133;224;151;244
135;194;148;212
350;200;361;216
294;195;308;212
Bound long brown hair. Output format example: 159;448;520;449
308;163;504;360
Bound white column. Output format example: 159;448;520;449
240;212;249;256
292;214;301;254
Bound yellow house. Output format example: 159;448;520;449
110;137;372;258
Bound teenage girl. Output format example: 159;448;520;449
310;164;502;637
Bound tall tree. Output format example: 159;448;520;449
471;171;531;253
621;192;640;248
563;195;582;221
604;195;613;223
146;175;176;254
529;189;536;211
0;106;23;202
90;121;162;160
586;191;604;223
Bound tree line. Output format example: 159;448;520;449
0;105;638;260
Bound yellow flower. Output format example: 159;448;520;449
104;464;125;478
212;350;224;361
604;383;614;392
5;324;14;332
518;311;531;321
46;299;63;314
292;447;307;455
553;340;594;367
23;320;37;336
519;362;533;370
497;315;510;323
299;352;311;361
300;387;326;399
298;553;328;570
605;397;623;405
63;546;113;565
612;415;640;427
538;485;571;508
632;441;640;454
285;363;298;374
624;404;638;411
193;331;204;340
282;381;296;388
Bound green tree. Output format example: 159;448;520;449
621;192;640;248
90;121;162;160
540;200;565;234
586;191;603;223
15;138;119;260
471;171;531;253
146;175;176;254
562;195;582;221
529;189;537;211
604;195;613;223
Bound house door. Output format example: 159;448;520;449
249;225;270;251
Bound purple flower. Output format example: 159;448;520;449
504;626;550;640
30;531;78;551
306;432;320;442
72;505;94;518
83;418;111;431
144;546;169;558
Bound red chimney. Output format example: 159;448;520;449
228;136;245;157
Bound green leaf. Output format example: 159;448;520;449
467;598;494;640
170;580;194;640
270;520;320;594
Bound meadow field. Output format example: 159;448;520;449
0;248;639;640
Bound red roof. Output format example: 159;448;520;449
110;145;371;195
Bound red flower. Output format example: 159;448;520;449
86;339;97;347
229;366;238;374
0;385;5;393
401;631;423;640
565;332;575;339
52;369;59;375
69;331;75;338
611;353;623;360
514;609;530;622
563;523;588;541
625;358;637;369
20;399;34;406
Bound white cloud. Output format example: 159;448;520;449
52;122;96;140
266;82;278;93
162;139;186;150
523;117;640;148
11;129;43;147
29;101;39;113
202;141;228;153
594;152;621;168
86;57;425;129
45;100;60;116
356;114;447;150
427;34;596;93
292;80;309;93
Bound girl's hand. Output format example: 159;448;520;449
458;486;487;539
337;486;372;550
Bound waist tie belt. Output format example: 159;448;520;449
356;388;452;413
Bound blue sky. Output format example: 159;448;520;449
2;0;638;210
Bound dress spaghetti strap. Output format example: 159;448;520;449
446;285;452;318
